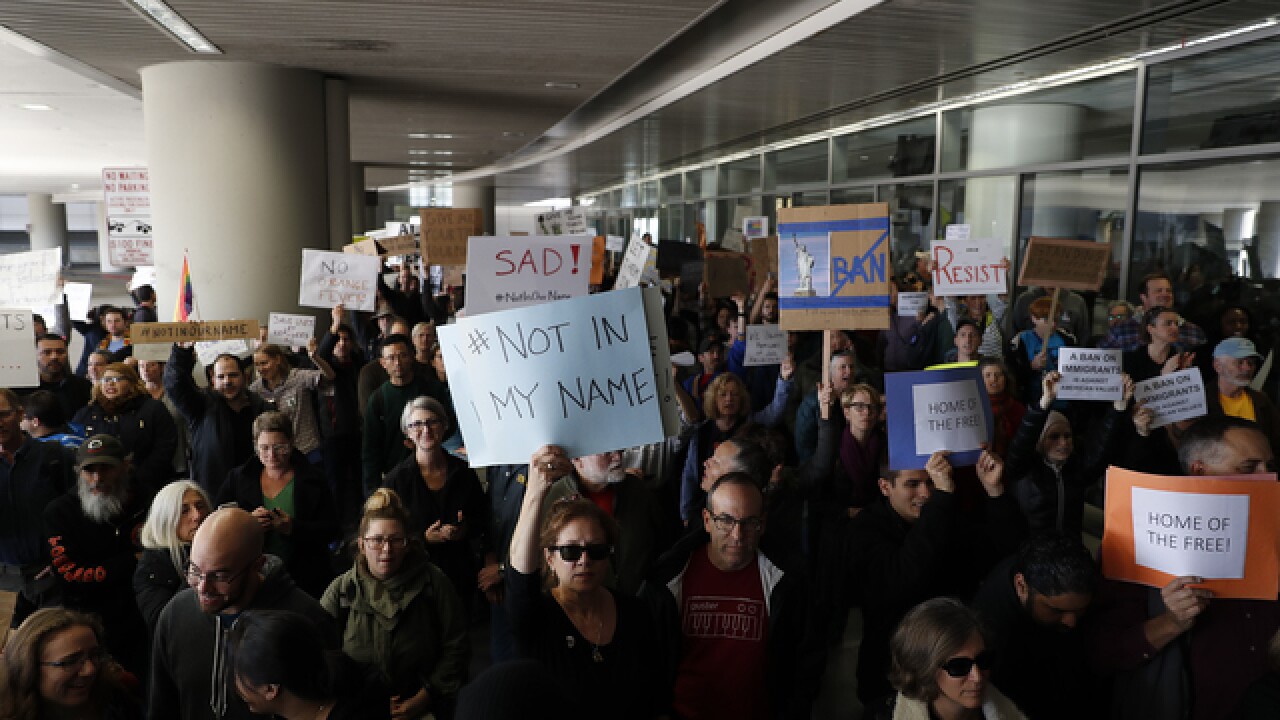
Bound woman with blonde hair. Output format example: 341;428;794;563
71;361;178;502
679;364;794;524
322;488;468;720
0;608;140;719
133;480;211;635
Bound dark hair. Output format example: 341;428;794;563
1141;272;1172;296
228;610;335;702
1177;415;1269;473
954;319;978;335
718;437;773;488
132;284;156;304
1011;532;1098;597
1145;306;1176;326
705;471;765;513
20;390;65;428
380;333;412;357
34;333;66;347
763;292;778;302
100;306;127;321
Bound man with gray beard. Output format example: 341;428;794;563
43;434;149;675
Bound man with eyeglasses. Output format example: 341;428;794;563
0;387;75;628
43;434;149;675
642;472;820;720
149;507;334;719
165;344;268;495
1088;415;1280;720
1099;272;1207;351
17;333;92;420
362;333;455;497
848;449;1025;708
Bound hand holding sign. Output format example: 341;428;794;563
924;452;955;493
1161;576;1212;633
974;449;1005;497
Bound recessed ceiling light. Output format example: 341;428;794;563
544;81;580;90
409;150;455;156
408;133;456;139
126;0;221;54
70;183;80;190
19;103;52;111
503;131;526;138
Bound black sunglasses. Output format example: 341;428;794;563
940;650;994;678
548;544;613;562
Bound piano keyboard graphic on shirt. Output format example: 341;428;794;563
682;596;765;641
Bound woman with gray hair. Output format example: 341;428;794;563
886;597;1025;719
383;395;488;615
133;480;211;636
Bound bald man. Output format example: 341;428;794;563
148;508;335;719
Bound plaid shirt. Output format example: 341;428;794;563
1098;316;1207;351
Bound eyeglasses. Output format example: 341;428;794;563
382;352;411;362
362;535;409;549
41;646;110;672
940;651;994;678
843;401;874;412
708;512;764;534
1107;313;1129;321
256;443;291;455
186;561;252;588
101;376;128;385
406;419;444;431
548;544;613;562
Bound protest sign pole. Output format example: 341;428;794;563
1048;287;1061;330
822;330;832;386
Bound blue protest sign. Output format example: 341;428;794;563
885;366;993;471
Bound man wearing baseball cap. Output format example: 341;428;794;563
43;434;149;675
1207;337;1280;451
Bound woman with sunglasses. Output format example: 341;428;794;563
71;361;178;503
505;445;663;720
214;411;338;598
384;396;487;614
0;608;141;719
321;488;468;720
885;597;1025;720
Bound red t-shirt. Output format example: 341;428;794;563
673;546;769;720
583;485;617;517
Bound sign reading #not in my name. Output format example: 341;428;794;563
131;319;261;344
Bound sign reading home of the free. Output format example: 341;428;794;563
885;366;993;470
437;287;663;466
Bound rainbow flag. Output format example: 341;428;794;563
174;254;195;321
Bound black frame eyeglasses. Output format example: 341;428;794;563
708;512;764;534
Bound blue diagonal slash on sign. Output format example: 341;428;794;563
831;229;888;296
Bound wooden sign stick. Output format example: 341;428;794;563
1047;287;1061;331
822;329;832;387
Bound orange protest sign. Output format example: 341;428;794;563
1101;467;1280;600
591;235;606;285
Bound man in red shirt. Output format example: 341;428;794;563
643;473;819;720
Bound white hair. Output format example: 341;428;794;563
139;480;211;575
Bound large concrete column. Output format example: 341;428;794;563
27;193;68;255
349;163;367;236
325;77;352;252
141;61;336;321
452;181;495;235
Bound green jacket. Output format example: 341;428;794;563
321;548;469;707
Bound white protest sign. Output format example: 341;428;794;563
129;266;157;292
911;379;989;455
465;235;591;316
63;282;93;322
0;248;62;308
642;286;681;436
744;324;788;367
1057;347;1124;401
438;288;664;465
614;239;658;289
897;292;928;317
195;338;253;368
605;235;626;252
945;224;971;242
1134;368;1207;429
930;236;1007;297
298;249;380;312
744;216;769;240
536;208;589;235
103;168;154;267
0;309;38;387
1132;487;1250;579
267;313;316;348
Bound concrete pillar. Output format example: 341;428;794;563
452;181;495;235
325;77;352;252
349;163;367;236
142;61;336;321
27;193;68;255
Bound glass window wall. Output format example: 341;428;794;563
834;116;936;183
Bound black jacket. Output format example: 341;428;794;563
164;344;268;493
215;451;339;598
73;393;179;502
133;547;185;638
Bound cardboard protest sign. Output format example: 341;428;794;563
615;239;658;289
535;208;588;235
642;286;681;436
0;309;38;387
377;235;419;257
591;236;606;285
299;249;380;312
744;216;769;240
343;238;379;256
1134;368;1207;429
1017;237;1110;291
897;292;928;317
420;208;484;266
1102;467;1280;599
1056;347;1123;401
0;248;62;308
131;320;260;344
748;236;778;280
131;342;171;363
885;366;993;470
438;287;664;465
63;282;93;322
930;236;1007;296
777;203;891;331
464;235;592;316
267;313;316;347
657;241;702;277
704;251;751;298
744;324;787;367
